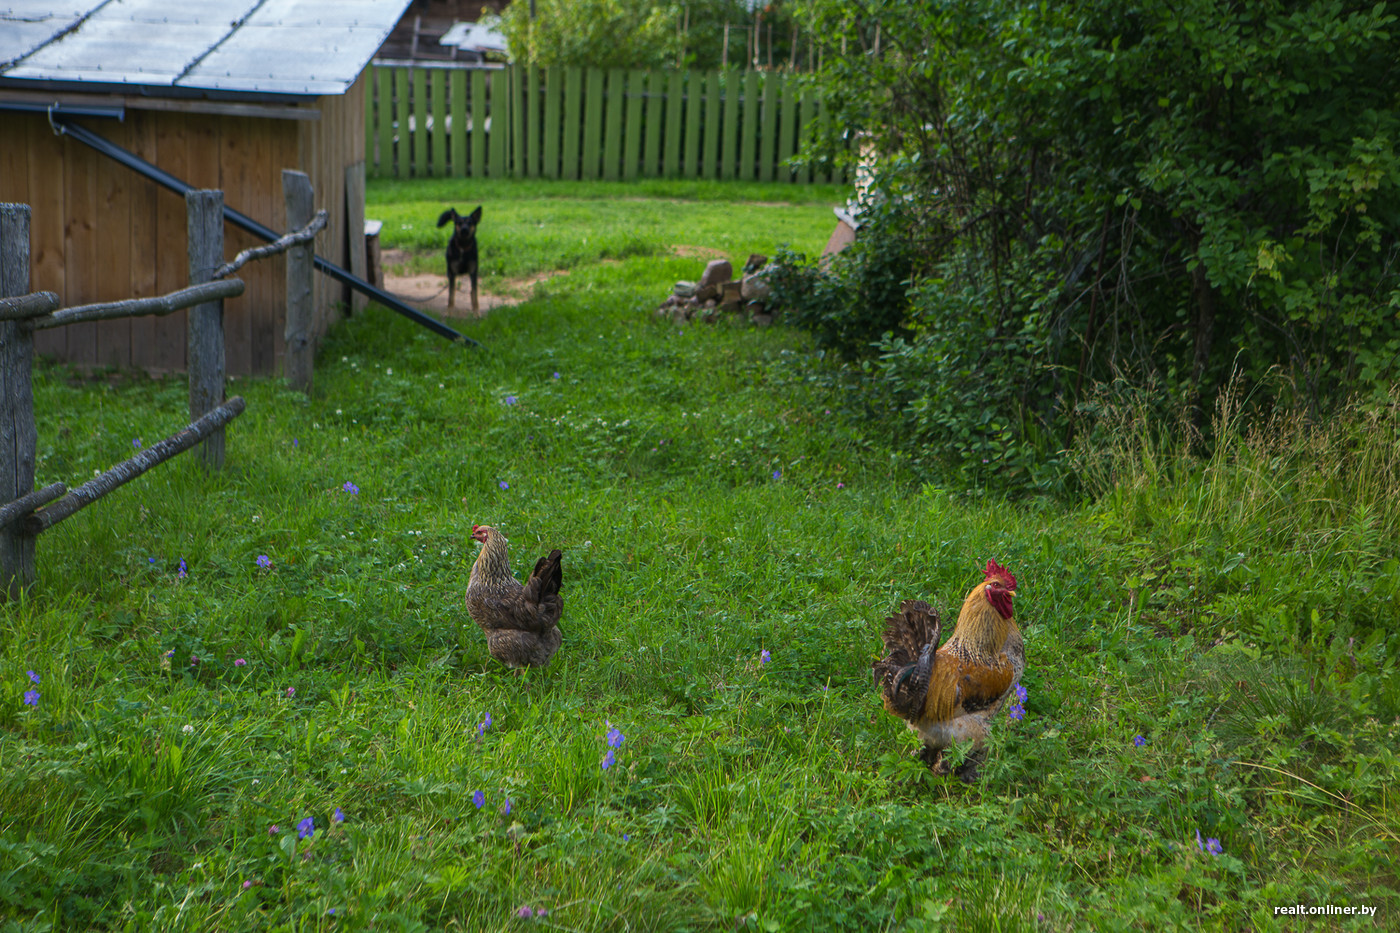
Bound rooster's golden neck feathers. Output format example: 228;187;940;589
945;568;1018;658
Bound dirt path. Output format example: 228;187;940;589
379;248;568;318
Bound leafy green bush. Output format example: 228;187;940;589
785;0;1400;487
767;191;921;359
490;0;680;69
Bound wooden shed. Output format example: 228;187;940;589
0;0;411;375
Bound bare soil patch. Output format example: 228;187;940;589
379;249;572;318
672;244;730;261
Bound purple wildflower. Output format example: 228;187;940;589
552;372;560;379
268;825;279;835
836;482;845;489
1133;734;1147;747
23;689;39;706
1206;837;1223;855
473;790;486;809
759;649;771;666
516;906;533;919
1007;704;1026;721
499;480;509;490
297;817;315;840
293;438;299;447
342;481;359;495
256;554;271;569
478;712;493;737
332;808;344;824
772;470;781;481
133;438;142;450
502;798;512;815
602;749;615;770
504;395;518;405
242;880;253;890
149;556;157;565
27;670;39;685
286;687;296;698
535;908;548;917
234;658;247;667
177;558;187;579
605;722;624;749
622;833;630;842
1014;683;1028;704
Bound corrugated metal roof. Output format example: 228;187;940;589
0;0;410;96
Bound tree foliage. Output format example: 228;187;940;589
780;0;1400;490
490;0;758;70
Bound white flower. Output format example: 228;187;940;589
386;368;393;375
182;724;194;734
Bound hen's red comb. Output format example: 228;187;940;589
472;524;481;533
985;559;1017;590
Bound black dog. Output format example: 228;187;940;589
435;206;482;312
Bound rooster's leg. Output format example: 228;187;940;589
953;746;988;783
917;745;950;774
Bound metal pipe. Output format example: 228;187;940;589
48;115;481;348
0;100;126;121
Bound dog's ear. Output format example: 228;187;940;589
465;206;483;225
436;208;458;228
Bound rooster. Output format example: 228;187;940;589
873;560;1023;781
465;524;564;669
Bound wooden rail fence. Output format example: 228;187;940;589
365;64;847;184
0;172;325;598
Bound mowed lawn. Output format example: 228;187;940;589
2;179;1396;931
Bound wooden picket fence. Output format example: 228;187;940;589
365;64;847;184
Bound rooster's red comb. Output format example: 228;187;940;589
984;559;1017;590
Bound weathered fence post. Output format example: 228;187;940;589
0;203;38;598
186;189;227;470
283;170;315;393
344;161;368;315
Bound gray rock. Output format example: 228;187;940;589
698;259;733;292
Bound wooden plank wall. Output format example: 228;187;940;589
364;64;846;184
0;73;366;376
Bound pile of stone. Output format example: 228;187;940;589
656;254;777;326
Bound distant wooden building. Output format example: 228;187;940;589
0;0;411;375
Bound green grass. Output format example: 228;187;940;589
366;177;845;280
3;179;1398;931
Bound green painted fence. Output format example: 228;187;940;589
365;64;845;184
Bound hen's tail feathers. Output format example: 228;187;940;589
872;600;940;720
525;549;563;600
521;549;564;630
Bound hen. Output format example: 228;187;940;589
873;559;1024;781
465;524;564;669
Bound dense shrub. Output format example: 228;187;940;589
783;0;1400;490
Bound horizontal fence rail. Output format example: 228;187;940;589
366;64;846;184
